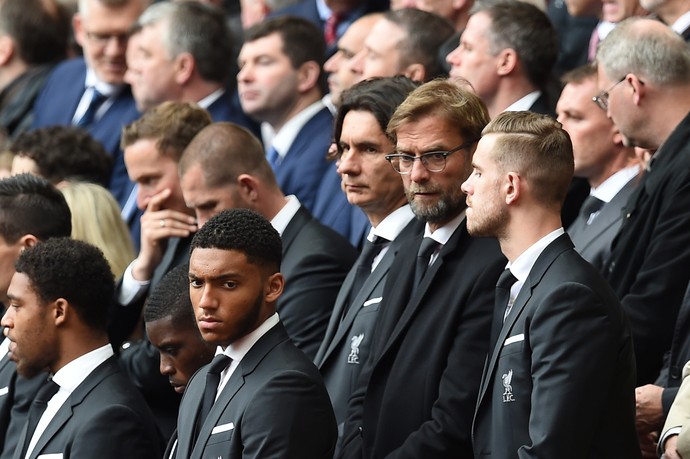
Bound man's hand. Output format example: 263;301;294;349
637;384;665;434
132;188;196;281
663;434;682;459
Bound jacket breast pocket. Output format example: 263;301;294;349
500;333;525;356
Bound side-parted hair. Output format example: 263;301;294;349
561;63;597;86
381;9;455;81
483;111;574;208
334;76;420;156
191;208;282;273
243;15;325;70
596;17;690;86
78;0;151;19
179;122;277;190
144;263;194;328
473;1;557;90
0;174;71;243
121;101;212;161
387;79;489;147
136;1;232;83
15;237;114;331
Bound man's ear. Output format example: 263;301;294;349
73;13;86;49
18;234;39;251
504;171;521;205
496;48;517;77
174;53;195;86
403;63;425;83
296;61;321;93
237;174;260;202
0;36;15;66
53;298;68;326
265;272;284;303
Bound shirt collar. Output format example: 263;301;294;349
672;10;690;34
591;164;640;203
269;100;326;159
84;67;122;98
271;195;301;235
52;344;114;393
507;228;564;284
218;313;280;362
370;204;415;242
196;88;225;110
504;90;541;113
423;209;466;245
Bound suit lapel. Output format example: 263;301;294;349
379;222;466;360
476;235;573;406
315;267;357;366
281;206;309;255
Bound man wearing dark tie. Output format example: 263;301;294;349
0;175;72;459
312;76;418;445
2;238;163;459
465;111;640;458
557;64;640;271
339;79;505;458
171;208;336;458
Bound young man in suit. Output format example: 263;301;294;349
313;76;417;442
464;111;640;458
0;174;72;459
173;208;336;458
112;101;210;439
179;122;357;359
1;238;163;459
557;64;640;271
125;2;257;134
339;80;506;458
237;17;331;215
31;0;149;210
596;19;690;386
145;263;215;395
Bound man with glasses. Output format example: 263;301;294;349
596;19;690;457
339;79;505;459
31;0;150;242
596;18;690;388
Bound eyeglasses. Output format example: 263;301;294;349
593;76;626;111
84;31;130;47
385;139;478;175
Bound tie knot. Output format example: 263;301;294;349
581;195;605;217
208;354;232;375
497;268;517;289
417;237;439;259
36;378;60;403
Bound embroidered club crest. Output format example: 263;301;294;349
502;369;515;402
347;333;364;364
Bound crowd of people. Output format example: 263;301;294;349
1;0;690;457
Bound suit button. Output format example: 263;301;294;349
671;367;681;379
358;426;363;436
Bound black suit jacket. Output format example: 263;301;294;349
602;111;690;385
340;219;506;458
473;234;640;458
0;354;47;459
567;175;639;271
172;322;336;459
315;219;417;432
13;357;163;459
279;206;357;359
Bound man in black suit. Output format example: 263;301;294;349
557;64;640;271
596;19;690;386
179;122;357;359
465;111;640;458
0;174;72;459
446;1;558;119
111;101;210;438
313;76;417;443
2;238;163;459
172;208;336;458
340;80;506;458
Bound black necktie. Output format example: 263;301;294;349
580;195;605;224
414;237;439;286
497;268;518;322
21;378;60;458
350;236;389;300
75;89;106;127
194;354;231;445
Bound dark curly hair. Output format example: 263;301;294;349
15;238;115;331
191;209;282;272
10;126;112;186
